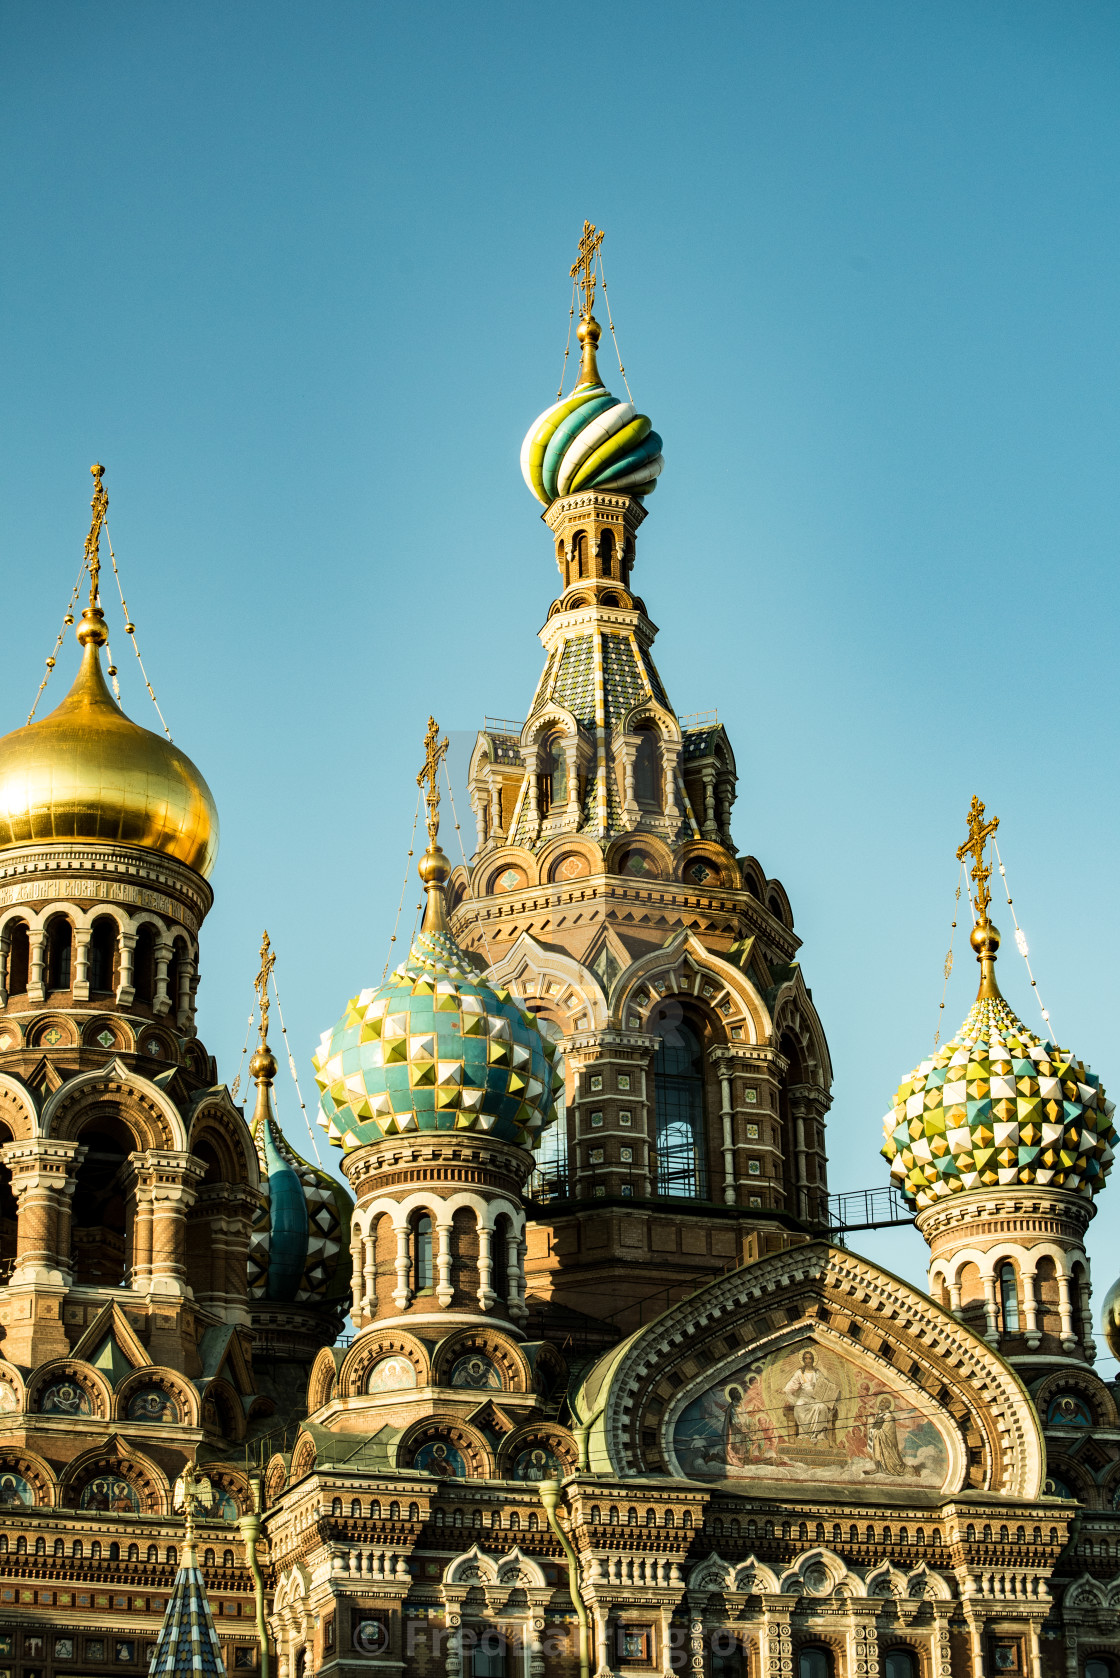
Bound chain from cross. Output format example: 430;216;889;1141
955;795;999;919
254;930;276;1044
570;220;604;321
417;716;448;846
84;463;108;608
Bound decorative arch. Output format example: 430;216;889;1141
27;1359;112;1420
0;1448;58;1508
0;1073;37;1142
199;1376;246;1442
338;1329;431;1399
41;1060;187;1150
483;933;606;1034
396;1415;492;1479
114;1366;199;1428
777;1548;866;1599
603;831;675;881
306;1346;343;1413
264;1454;288;1506
769;967;833;1090
611;930;771;1045
619;699;680;742
672;840;741;891
519;702;580;751
536;834;605;885
289;1432;317;1482
496;1424;577;1481
431;1327;531;1393
80;1017;137;1053
61;1437;168;1514
474;847;539;898
188;1090;260;1189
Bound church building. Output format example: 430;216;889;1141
0;225;1113;1678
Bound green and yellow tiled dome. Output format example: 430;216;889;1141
882;992;1116;1212
312;926;561;1152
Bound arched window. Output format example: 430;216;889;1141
203;1548;215;1567
127;1544;139;1562
653;1018;708;1198
35;1536;45;1555
598;529;615;577
531;1016;567;1192
798;1651;832;1678
527;1512;538;1531
89;1541;100;1560
166;1546;177;1565
491;1215;509;1302
998;1262;1020;1333
331;1498;342;1517
72;1115;136;1286
45;914;73;991
350;1499;361;1517
633;730;659;805
53;1539;64;1558
88;916;118;993
664;1509;674;1528
572;531;587;578
413;1213;434;1292
69;1539;79;1558
541;734;568;816
369;1500;381;1518
509;1511;520;1530
885;1655;917;1678
147;1545;158;1563
471;1638;506;1678
133;923;157;1005
6;920;29;994
223;1550;233;1569
1086;1662;1114;1678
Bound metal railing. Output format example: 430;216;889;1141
677;710;718;731
826;1185;914;1235
482;716;524;737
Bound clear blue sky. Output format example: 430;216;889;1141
2;2;1118;1350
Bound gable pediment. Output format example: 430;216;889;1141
576;1240;1044;1502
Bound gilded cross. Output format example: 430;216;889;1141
955;795;999;919
570;220;605;321
254;930;276;1044
84;463;108;607
417;716;449;846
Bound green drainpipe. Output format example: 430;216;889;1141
539;1479;590;1678
238;1478;270;1678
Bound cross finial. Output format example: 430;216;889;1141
570;220;605;322
254;930;276;1047
417;716;449;847
84;463;108;608
955;795;1000;921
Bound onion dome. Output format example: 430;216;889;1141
246;1017;352;1310
0;605;218;877
882;800;1115;1212
520;314;664;507
313;721;561;1152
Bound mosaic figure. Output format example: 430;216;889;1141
0;1474;33;1507
79;1476;140;1513
365;1356;417;1394
448;1354;501;1390
127;1387;178;1424
410;1440;466;1479
40;1382;91;1417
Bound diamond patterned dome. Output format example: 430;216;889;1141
313;927;561;1151
881;993;1116;1211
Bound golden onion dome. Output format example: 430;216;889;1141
0;610;218;878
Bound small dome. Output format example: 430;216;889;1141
520;318;663;507
247;1069;353;1310
313;926;561;1151
881;992;1116;1211
1100;1275;1120;1363
0;630;218;877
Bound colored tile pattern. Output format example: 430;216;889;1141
552;636;597;725
313;928;561;1151
601;632;647;728
520;382;664;506
881;993;1116;1210
149;1563;225;1678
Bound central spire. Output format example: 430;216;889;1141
956;795;1002;1000
416;715;451;933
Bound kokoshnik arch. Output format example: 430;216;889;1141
0;226;1116;1678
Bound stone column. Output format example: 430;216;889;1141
27;929;46;1002
141;1150;206;1297
948;1280;963;1316
470;789;487;852
477;1223;495;1310
3;1138;86;1287
1079;1275;1095;1357
153;939;173;1016
176;955;194;1028
1056;1272;1077;1350
617;735;639;824
1022;1269;1041;1348
435;1220;454;1307
759;1603;793;1676
661;740;682;821
847;1607;880;1676
116;932;137;1006
563;737;582;822
72;928;92;1002
392;1223;411;1309
127;1169;155;1290
982;1271;1000;1343
508;1228;527;1323
523;746;541;844
361;1231;375;1324
488;778;504;843
700;765;719;840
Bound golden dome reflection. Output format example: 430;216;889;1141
0;622;218;878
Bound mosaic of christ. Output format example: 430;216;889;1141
671;1341;951;1488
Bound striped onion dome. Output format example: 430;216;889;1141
313;925;561;1152
245;1043;352;1310
520;315;663;506
881;992;1116;1212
